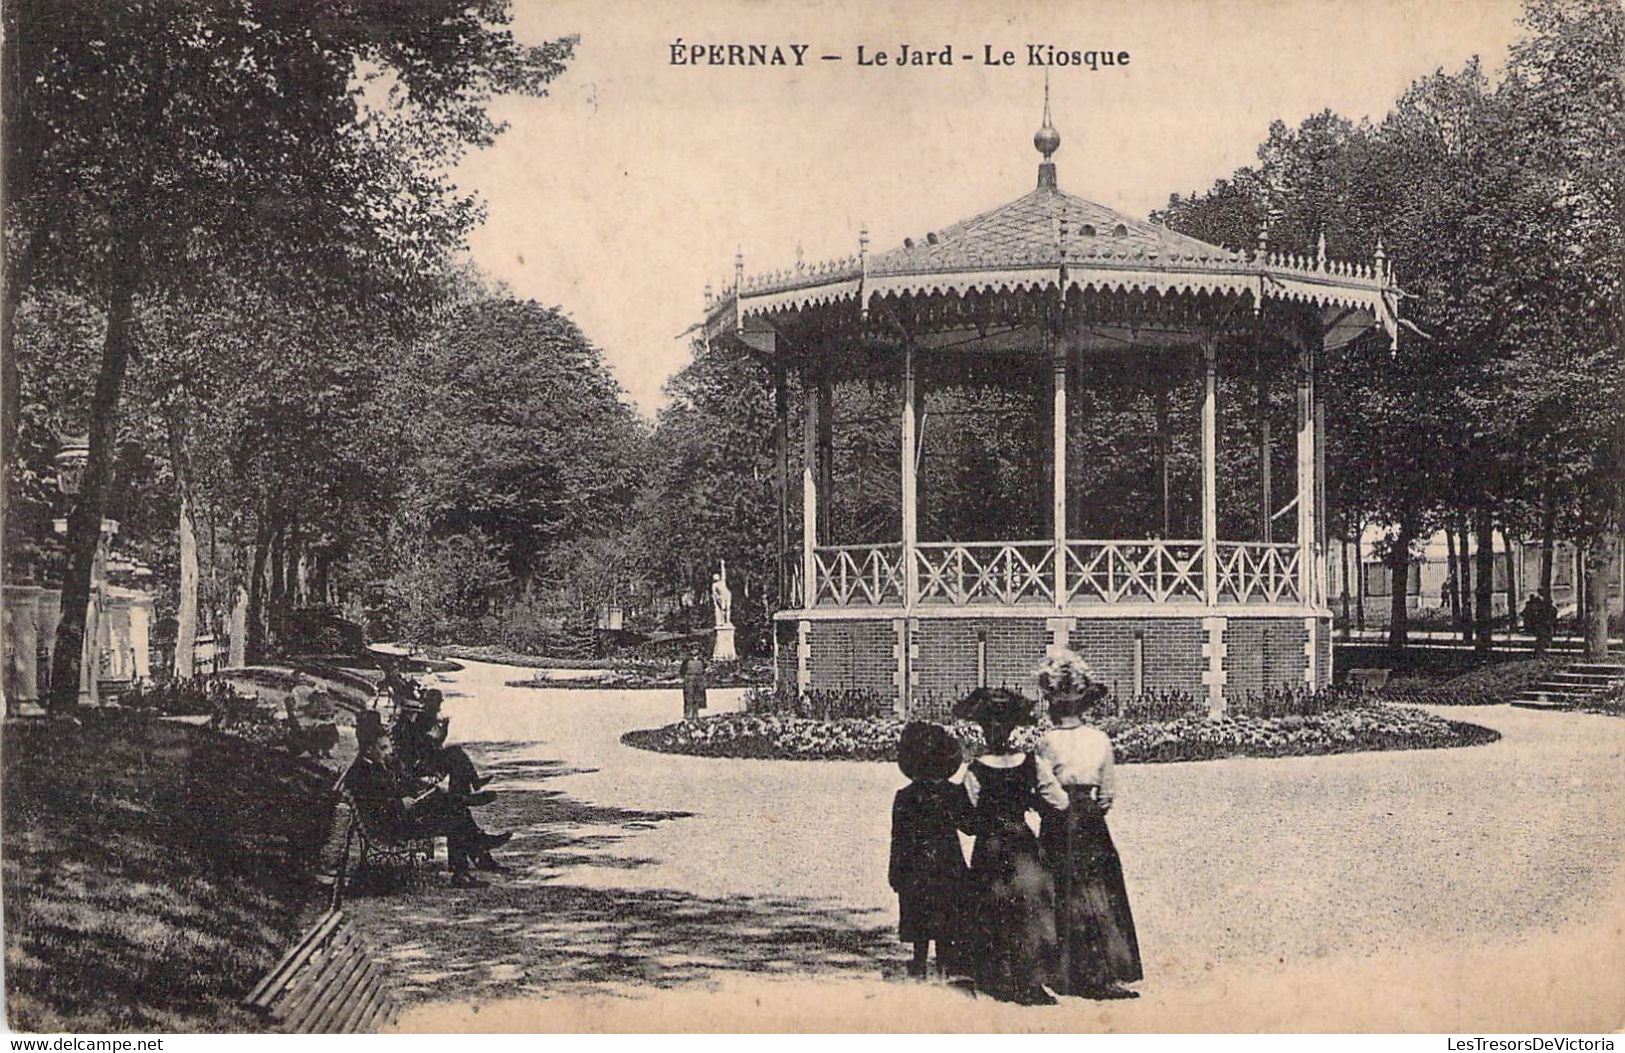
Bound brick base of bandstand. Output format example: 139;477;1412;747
773;611;1333;717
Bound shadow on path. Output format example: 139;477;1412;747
341;743;896;1005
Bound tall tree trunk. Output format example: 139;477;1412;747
1456;519;1474;645
47;243;137;711
228;583;248;668
268;523;287;655
1473;503;1495;656
1503;527;1519;642
1539;495;1557;600
1446;527;1462;630
1339;530;1352;640
1584;535;1615;658
1387;519;1415;656
174;487;199;679
168;419;199;680
246;515;272;663
1355;521;1366;632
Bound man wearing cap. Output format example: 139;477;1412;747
346;709;511;888
392;689;491;795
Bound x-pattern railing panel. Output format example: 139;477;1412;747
1065;540;1205;604
915;542;1056;605
811;544;905;607
1215;542;1301;604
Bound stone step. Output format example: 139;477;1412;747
1549;672;1624;687
1519;688;1589;703
1511;697;1578;711
1567;662;1625;673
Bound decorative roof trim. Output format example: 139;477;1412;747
738;278;863;320
703;257;1398;341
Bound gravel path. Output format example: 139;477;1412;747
347;658;1625;1032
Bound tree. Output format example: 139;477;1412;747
2;2;574;706
1502;0;1624;656
404;298;647;596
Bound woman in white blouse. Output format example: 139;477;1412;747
1034;650;1143;999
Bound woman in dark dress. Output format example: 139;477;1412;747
889;721;971;979
953;687;1069;1005
1034;650;1143;999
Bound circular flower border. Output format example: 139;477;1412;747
621;704;1500;764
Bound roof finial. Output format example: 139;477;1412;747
1035;70;1060;190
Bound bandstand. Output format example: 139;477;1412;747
699;108;1401;715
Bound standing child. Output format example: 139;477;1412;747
889;721;971;979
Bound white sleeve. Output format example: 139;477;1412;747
962;766;980;807
1098;740;1117;809
1034;753;1070;810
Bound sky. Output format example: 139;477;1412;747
452;0;1526;417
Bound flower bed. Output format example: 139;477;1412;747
506;658;772;691
622;703;1499;764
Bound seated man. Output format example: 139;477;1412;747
282;689;340;758
392;689;491;795
346;710;510;887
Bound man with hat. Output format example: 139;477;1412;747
346;709;511;887
392;688;491;795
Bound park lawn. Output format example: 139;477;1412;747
2;713;337;1033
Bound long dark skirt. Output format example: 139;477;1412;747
967;820;1055;1000
1040;787;1143;993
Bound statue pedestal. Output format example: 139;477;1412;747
712;623;737;662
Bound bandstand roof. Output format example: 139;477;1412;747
701;108;1401;352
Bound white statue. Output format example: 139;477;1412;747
711;560;733;628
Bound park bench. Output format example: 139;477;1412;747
334;763;436;878
1347;667;1391;693
338;787;436;874
242;909;398;1033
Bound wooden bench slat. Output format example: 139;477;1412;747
274;926;359;1028
245;909;345;1009
283;933;364;1033
359;980;395;1035
303;950;373;1034
296;936;373;1033
334;964;385;1034
305;955;374;1035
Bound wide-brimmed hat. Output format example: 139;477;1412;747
1036;649;1106;703
897;721;963;780
952;686;1039;729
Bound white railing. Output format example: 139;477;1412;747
915;541;1056;606
1065;540;1205;604
1215;541;1302;604
792;538;1310;609
811;544;905;607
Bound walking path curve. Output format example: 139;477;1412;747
344;658;1625;1032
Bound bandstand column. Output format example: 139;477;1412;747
901;343;919;607
1315;353;1328;610
802;371;819;608
1296;345;1314;607
774;359;790;603
1052;337;1068;606
816;367;834;540
1201;341;1219;605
